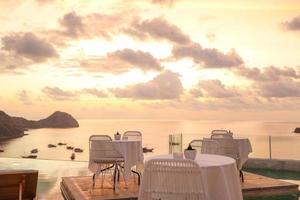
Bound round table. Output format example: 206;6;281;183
234;138;252;168
204;137;253;169
112;140;144;181
140;154;243;200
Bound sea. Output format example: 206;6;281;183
0;120;300;199
0;119;300;161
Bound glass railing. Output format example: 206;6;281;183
169;133;300;160
1;133;300;161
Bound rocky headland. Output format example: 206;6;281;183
0;111;79;140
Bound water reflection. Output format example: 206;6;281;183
0;157;90;199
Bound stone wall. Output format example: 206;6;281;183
244;158;300;172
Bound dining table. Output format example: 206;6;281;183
234;137;252;167
112;140;144;182
139;153;243;200
205;136;252;168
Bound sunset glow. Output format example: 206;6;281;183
1;0;300;120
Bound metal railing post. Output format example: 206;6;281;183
180;133;183;152
269;135;272;160
169;134;175;154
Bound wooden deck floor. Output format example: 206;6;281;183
242;172;299;197
61;172;299;200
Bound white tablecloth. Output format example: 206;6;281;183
112;140;143;181
235;138;252;168
140;154;243;200
205;137;252;168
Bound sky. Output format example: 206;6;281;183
0;0;300;120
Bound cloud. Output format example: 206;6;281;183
235;66;300;98
191;80;240;98
235;66;300;81
151;0;179;6
42;87;108;100
35;0;57;4
78;48;162;74
82;88;107;97
54;11;129;41
124;17;242;68
172;43;243;68
255;79;300;98
282;15;300;31
18;90;32;105
112;70;183;100
0;50;29;74
42;86;78;101
1;32;58;62
59;11;84;38
78;58;130;74
108;48;162;71
124;17;191;44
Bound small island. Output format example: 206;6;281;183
0;111;79;140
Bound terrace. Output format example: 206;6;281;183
0;133;299;200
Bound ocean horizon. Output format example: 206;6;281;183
1;119;299;161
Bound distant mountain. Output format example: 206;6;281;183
0;111;24;139
12;111;79;129
0;111;79;140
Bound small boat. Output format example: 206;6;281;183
74;148;83;153
22;155;37;159
58;142;67;146
66;146;74;150
0;149;4;153
294;128;300;133
30;149;38;154
70;153;75;160
143;147;154;153
48;144;57;148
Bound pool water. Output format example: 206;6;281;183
244;168;300;200
0;157;90;200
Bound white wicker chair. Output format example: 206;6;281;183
211;129;233;137
88;135;124;190
190;139;221;154
122;131;142;141
210;135;244;182
122;131;142;184
211;132;233;140
189;139;203;152
139;158;206;200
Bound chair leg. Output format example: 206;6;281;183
93;164;116;188
119;164;140;185
117;164;120;182
131;170;141;185
240;170;244;182
113;163;118;190
100;164;115;172
101;168;104;188
92;173;96;187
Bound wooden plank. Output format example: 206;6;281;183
242;172;299;197
61;172;299;200
61;175;139;200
